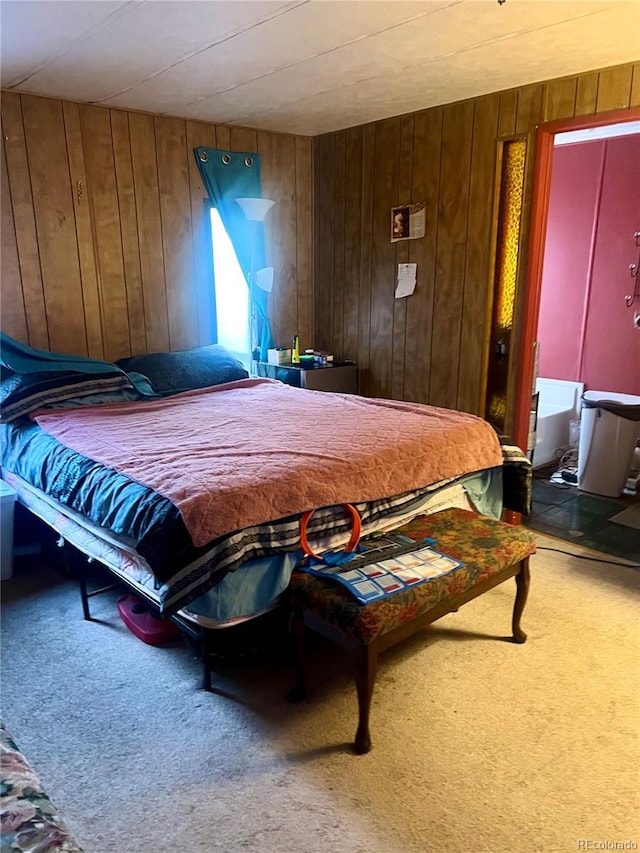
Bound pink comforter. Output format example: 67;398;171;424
33;379;503;547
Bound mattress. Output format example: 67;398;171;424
1;383;504;615
3;467;501;628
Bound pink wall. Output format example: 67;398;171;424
536;134;640;395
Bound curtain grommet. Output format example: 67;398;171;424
222;154;231;165
198;151;208;162
245;156;253;167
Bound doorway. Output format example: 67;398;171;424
514;109;640;561
513;107;640;455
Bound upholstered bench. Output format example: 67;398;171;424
288;507;536;754
1;722;83;852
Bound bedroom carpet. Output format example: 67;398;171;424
1;537;638;853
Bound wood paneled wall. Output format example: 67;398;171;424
313;62;640;421
2;62;638;410
1;93;313;362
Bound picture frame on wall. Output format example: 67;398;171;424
391;202;426;242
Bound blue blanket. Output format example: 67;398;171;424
0;333;151;395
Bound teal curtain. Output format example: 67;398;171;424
194;147;273;360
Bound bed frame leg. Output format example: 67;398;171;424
78;570;92;621
62;544;92;621
199;629;213;691
202;659;212;692
353;642;377;755
287;608;307;703
512;557;530;644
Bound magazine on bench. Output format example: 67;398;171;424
298;532;464;604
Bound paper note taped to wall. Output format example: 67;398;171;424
395;263;416;298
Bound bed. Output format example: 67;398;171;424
0;337;530;680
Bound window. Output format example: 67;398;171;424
209;207;251;370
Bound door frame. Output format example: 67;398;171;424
512;106;640;452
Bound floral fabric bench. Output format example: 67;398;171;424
288;507;537;754
1;723;83;853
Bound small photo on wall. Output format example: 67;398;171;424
391;202;426;242
391;206;410;241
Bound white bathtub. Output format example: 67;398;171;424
533;378;584;468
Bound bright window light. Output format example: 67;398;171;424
210;208;250;369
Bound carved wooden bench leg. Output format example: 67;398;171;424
353;642;378;754
512;557;530;644
287;508;536;754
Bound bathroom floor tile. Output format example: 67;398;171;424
526;483;640;565
531;479;575;508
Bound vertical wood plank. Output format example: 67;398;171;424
457;95;500;415
369;118;401;399
21;95;87;355
216;125;230;151
430;101;474;409
313;134;335;353
185;120;216;346
62;101;104;359
596;65;633;113
269;134;297;347
542;77;577;122
332;132;346;356
256;130;277;343
111;109;147;356
1;136;28;342
403;107;442;405
498;90;518;137
295;135;313;349
342;127;362;362
575;72;599;116
391;114;414;400
1;93;49;349
229;126;257;153
515;84;544;135
155;116;198;352
357;124;375;395
79;104;130;361
129;111;170;353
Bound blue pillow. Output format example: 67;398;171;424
116;345;248;396
0;368;135;422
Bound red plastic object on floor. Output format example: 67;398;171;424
117;594;180;646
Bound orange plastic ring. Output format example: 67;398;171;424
299;503;362;562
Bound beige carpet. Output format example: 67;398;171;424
611;504;640;529
1;534;638;853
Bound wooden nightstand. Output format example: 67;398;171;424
255;361;358;394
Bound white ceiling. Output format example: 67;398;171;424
1;0;638;137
